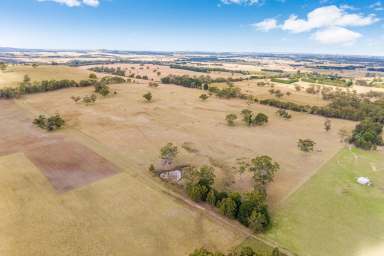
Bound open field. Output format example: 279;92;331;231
0;65;93;88
17;82;355;206
81;63;245;82
265;147;384;256
0;152;246;256
0;101;248;256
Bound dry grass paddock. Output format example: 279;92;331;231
0;153;245;256
0;101;247;255
0;65;93;88
17;81;355;206
81;63;245;82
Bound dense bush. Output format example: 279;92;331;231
350;119;383;150
89;66;126;76
183;156;279;233
33;114;65;131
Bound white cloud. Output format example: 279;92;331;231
83;0;99;7
312;27;361;45
221;0;262;5
37;0;99;7
370;2;384;11
252;18;277;31
282;5;378;33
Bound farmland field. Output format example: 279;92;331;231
16;81;355;206
82;63;245;82
0;100;248;256
0;65;93;88
265;147;384;256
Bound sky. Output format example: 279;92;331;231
1;0;384;55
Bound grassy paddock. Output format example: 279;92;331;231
265;147;384;256
0;65;92;88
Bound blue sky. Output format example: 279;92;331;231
1;0;384;55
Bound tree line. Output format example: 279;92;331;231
189;246;283;256
89;66;126;76
0;75;126;99
170;64;250;75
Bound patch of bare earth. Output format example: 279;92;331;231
25;140;118;193
0;101;118;193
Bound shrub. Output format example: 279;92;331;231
225;114;237;126
199;94;209;101
143;92;152;102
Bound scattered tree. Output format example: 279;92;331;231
324;119;331;132
95;83;110;96
148;164;156;173
143;92;152;102
249;155;280;186
253;113;268;126
70;96;81;103
199;94;209;101
82;94;97;105
298;139;316;152
89;73;97;80
276;109;292;119
225;114;237;126
160;143;178;165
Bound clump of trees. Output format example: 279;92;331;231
89;66;126;76
189;246;281;256
143;92;152;102
33;114;65;131
161;75;210;89
240;109;268;126
276;109;291;119
170;64;250;75
350;119;383;150
298;139;316;152
184;165;216;202
183;156;279;233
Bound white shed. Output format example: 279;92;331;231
356;177;371;186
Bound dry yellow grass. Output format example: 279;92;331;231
17;82;355;206
0;65;93;88
81;63;244;82
0;151;246;256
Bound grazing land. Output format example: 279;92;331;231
17;81;355;205
0;101;247;256
0;65;93;88
82;63;245;81
265;147;384;256
0;50;383;256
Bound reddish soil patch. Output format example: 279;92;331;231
25;140;118;193
0;101;118;192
